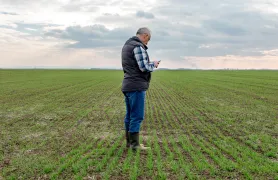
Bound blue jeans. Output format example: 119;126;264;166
123;91;146;133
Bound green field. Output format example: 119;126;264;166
0;69;277;179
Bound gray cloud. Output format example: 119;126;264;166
0;0;61;9
0;11;18;15
151;0;278;57
45;24;134;48
0;25;15;29
0;0;34;3
0;22;62;39
136;11;155;19
60;2;99;12
0;0;101;12
43;7;278;59
203;20;247;36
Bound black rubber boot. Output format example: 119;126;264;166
130;132;139;151
130;132;150;151
125;130;130;148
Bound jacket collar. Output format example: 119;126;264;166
131;36;148;50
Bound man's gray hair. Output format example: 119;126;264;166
136;27;151;36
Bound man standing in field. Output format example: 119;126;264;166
121;27;160;151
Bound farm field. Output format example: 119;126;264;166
0;69;277;179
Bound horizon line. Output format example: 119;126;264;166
0;67;277;70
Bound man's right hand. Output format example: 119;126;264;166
154;61;160;68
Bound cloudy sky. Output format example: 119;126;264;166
0;0;278;69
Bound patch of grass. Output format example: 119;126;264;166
1;69;277;179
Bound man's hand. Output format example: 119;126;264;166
154;60;160;68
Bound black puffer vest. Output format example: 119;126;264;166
121;36;151;92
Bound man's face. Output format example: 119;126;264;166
142;33;151;45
